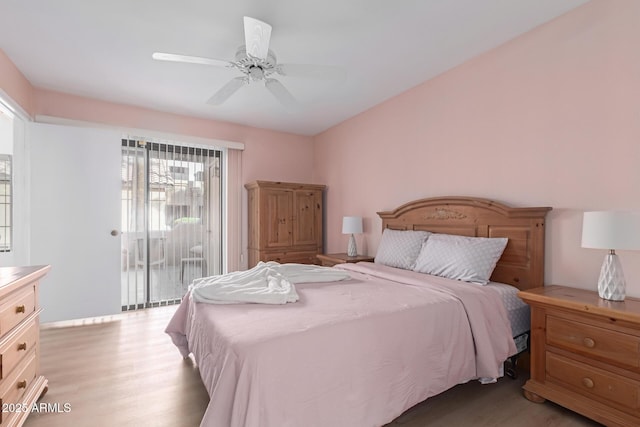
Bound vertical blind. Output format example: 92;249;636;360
120;138;222;310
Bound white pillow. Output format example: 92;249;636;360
413;234;508;284
374;229;431;270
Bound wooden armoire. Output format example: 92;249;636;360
245;180;325;267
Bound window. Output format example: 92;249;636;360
0;155;10;252
0;100;13;253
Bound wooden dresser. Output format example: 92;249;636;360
0;265;50;427
246;181;325;267
519;285;640;427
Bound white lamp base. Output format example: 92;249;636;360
347;234;357;257
598;252;626;301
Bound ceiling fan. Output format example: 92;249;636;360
152;16;344;110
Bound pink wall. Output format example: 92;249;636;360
34;89;315;185
314;0;640;296
0;49;35;116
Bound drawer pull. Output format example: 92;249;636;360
15;305;26;314
582;377;595;389
582;337;595;348
17;342;27;351
17;380;27;389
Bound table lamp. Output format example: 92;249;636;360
581;211;640;301
342;216;363;257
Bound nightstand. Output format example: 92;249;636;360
518;285;640;427
316;253;374;267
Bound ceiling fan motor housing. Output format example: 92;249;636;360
235;45;277;81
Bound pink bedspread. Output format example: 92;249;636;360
165;262;516;427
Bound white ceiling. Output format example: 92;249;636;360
0;0;588;136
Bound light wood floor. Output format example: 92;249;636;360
24;306;601;427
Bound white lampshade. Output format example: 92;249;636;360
582;211;640;250
342;216;363;234
581;210;640;301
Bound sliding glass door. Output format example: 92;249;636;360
120;139;222;310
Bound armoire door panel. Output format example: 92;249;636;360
263;189;293;248
293;190;321;247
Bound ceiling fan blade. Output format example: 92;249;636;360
152;52;230;68
207;77;247;105
265;78;298;111
276;63;346;81
244;16;272;60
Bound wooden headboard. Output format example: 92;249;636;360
377;197;551;291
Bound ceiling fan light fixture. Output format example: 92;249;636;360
243;16;272;60
248;66;265;81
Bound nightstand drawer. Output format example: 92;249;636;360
546;352;640;411
547;315;640;369
316;254;375;267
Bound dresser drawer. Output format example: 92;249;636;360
546;351;640;411
262;251;319;265
0;287;36;336
0;350;37;425
0;321;38;380
547;315;640;369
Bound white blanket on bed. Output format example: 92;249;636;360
189;261;351;304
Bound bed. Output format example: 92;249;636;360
166;196;551;427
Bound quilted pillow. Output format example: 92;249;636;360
413;234;508;284
374;229;431;270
